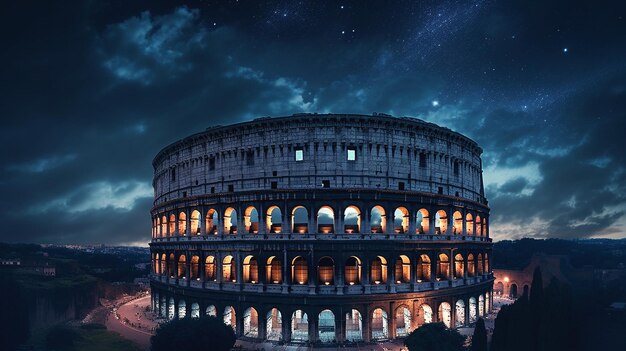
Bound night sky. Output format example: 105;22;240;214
1;0;625;245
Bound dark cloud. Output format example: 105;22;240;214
0;0;625;244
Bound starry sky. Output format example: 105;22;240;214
1;0;625;245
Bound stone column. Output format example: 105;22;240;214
308;205;315;234
309;311;318;343
336;309;345;343
282;248;289;293
308;250;317;294
258;203;266;235
258;311;267;340
336;258;344;294
282;204;290;234
386;207;394;234
216;251;223;285
429;214;436;235
200;207;206;235
431;253;438;284
363;305;371;342
388;258;396;293
217;207;224;237
235;251;243;288
408;210;416;235
282;310;292;342
447;207;454;235
185;209;190;236
363;255;371;294
336;205;344;234
389;303;397;339
362;206;370;234
462;210;467;236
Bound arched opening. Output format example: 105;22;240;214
435;210;448;234
486;292;490;313
494;281;504;295
482;217;487;236
190;210;201;235
190;256;200;280
437;253;450;280
206;305;216;317
479;295;485;316
477;254;484;275
317;206;335;233
370;205;386;233
416;209;430;234
467;254;475;277
318;256;335;285
469;297;477;323
318;309;336;343
371;256;388;284
266;256;282;284
417;304;433;326
160;254;166;275
177;255;186;279
345;309;363;342
344;256;362;285
455;300;465;327
243;307;259;337
244;206;259;234
224;306;236;331
206;209;218;234
523;284;530;296
224;208;238;234
371;308;389;340
161;216;167;237
266;308;282;341
417;254;431;282
344;205;361;233
168;253;175;277
438;302;451;328
191;303;200;318
168;214;175;236
466;213;474;235
223;255;236;282
395;255;411;283
178;212;187;235
292;256;308;285
160;296;166;317
453;211;462;234
395;307;411;337
154;292;159;312
292;206;309;233
394;207;409;233
243;255;259;283
454;254;464;279
510;284;518;298
485;253;490;272
167;297;175;320
266;206;282;233
291;310;309;342
205;256;216;281
178;300;186;319
476;215;482;236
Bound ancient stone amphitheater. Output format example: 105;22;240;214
149;113;493;344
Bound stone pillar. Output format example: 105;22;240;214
336;308;345;343
309;311;318;343
258;203;266;235
186;252;191;286
486;216;490;238
336;205;344;234
363;305;371;342
282;311;292;342
429;214;436;235
450;300;456;328
174;214;179;236
431;253;438;284
217;207;224;237
216;251;223;285
200;207;206;235
389;303;397;339
258;311;267;340
308;205;315;234
386;207;394;234
447;207;454;235
185;209;190;236
362;206;370;234
462;210;467;236
336;258;344;294
235;251;243;288
408;210;416;235
388;258;396;293
235;306;243;337
282;249;289;293
363;255;371;294
463;254;468;280
308;250;316;294
282;204;290;234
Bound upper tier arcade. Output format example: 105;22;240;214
152;113;486;206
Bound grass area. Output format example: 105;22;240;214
26;324;143;351
14;270;98;291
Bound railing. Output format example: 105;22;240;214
153;274;493;295
152;233;492;243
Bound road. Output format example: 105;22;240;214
105;295;158;350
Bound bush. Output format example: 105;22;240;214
404;323;465;351
151;317;236;351
45;325;82;350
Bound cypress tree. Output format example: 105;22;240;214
470;317;487;351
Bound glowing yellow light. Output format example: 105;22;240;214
504;277;509;283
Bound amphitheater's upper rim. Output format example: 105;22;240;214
153;113;482;167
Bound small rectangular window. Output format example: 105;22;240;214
454;161;459;175
272;170;277;177
228;184;234;192
271;181;277;189
211;187;215;194
419;153;427;168
182;191;187;198
170;168;176;182
322;180;330;188
438;186;443;194
398;182;405;190
295;148;304;161
347;147;356;161
246;151;254;166
209;157;215;171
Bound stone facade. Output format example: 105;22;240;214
149;113;494;344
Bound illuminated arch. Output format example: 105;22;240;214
317;206;335;233
370;205;386;233
455;300;465;327
243;307;259;337
318;309;336;343
438;302;452;328
266;256;282;284
224;207;238;234
417;304;433;326
394;207;409;233
466;213;474;235
345;309;363;342
205;208;219;234
394;255;411;283
291;310;309;342
190;210;201;235
224;306;236;330
223;255;236;282
178;211;187;235
205;256;216;281
454;253;464;279
453;211;462;235
266;206;282;233
206;305;216;317
437;253;450;280
177;254;186;279
417;254;432;281
266;308;282;341
243;255;259;283
395;306;411;336
343;205;361;233
371;308;388;340
476;215;482;236
435;210;448;234
291;256;308;285
467;253;475;277
371;256;388;284
178;300;186;319
416;208;430;234
244;206;259;234
318;256;335;285
344;256;362;285
168;214;175;236
291;205;309;233
190;255;200;280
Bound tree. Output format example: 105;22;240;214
471;318;487;351
404;323;465;351
151;316;236;351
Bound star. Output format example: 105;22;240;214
563;48;568;53
432;100;439;107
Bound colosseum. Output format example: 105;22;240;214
149;113;493;344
